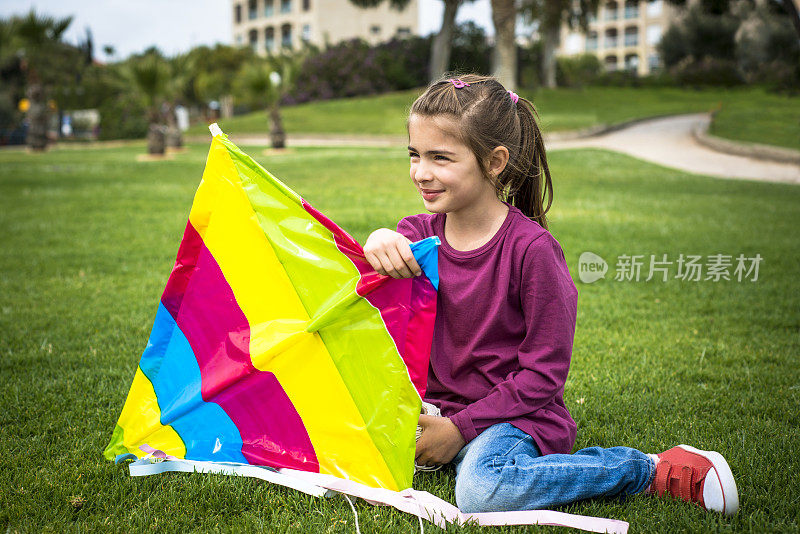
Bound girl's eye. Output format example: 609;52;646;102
434;155;449;161
409;152;419;159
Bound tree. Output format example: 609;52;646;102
660;0;799;88
0;18;25;142
5;10;74;150
127;49;170;155
164;53;193;149
234;53;301;149
429;0;459;81
490;0;518;89
775;0;800;40
191;44;255;119
667;0;800;39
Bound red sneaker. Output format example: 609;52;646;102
650;445;739;515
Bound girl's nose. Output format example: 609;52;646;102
414;161;434;183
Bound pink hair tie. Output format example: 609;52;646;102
508;90;519;104
449;79;470;88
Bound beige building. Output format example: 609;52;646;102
557;0;682;75
232;0;419;53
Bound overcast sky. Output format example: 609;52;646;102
0;0;493;60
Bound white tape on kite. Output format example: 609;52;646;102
128;458;332;498
208;123;223;138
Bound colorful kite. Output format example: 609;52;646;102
104;125;440;492
105;126;629;534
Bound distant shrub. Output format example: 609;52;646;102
97;93;148;140
284;39;391;105
556;54;603;88
670;56;745;87
636;70;677;87
374;36;430;91
517;41;543;89
595;68;642;87
747;59;799;95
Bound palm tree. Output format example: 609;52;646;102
7;10;73;151
164;53;192;150
234;53;301;149
127;50;169;155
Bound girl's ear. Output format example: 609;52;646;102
487;145;510;178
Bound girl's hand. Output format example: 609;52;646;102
364;228;422;279
415;415;466;467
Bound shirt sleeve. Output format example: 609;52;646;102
448;233;578;442
396;216;421;242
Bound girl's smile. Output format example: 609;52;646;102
420;189;444;201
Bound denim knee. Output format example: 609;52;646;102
455;455;503;513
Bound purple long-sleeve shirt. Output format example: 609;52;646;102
397;204;578;455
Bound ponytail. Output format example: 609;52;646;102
505;97;553;230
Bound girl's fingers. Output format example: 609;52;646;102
397;241;423;277
385;245;413;278
376;252;397;278
364;232;423;279
364;250;385;275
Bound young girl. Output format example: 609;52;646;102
363;74;739;515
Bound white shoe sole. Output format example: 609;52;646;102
677;444;739;515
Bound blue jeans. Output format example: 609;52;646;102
452;423;655;513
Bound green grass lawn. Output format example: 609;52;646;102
1;142;799;533
188;85;800;151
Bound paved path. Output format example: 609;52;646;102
546;113;800;185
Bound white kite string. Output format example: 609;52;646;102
342;493;361;534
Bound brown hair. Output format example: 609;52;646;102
408;73;553;230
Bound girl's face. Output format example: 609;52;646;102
407;114;499;216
